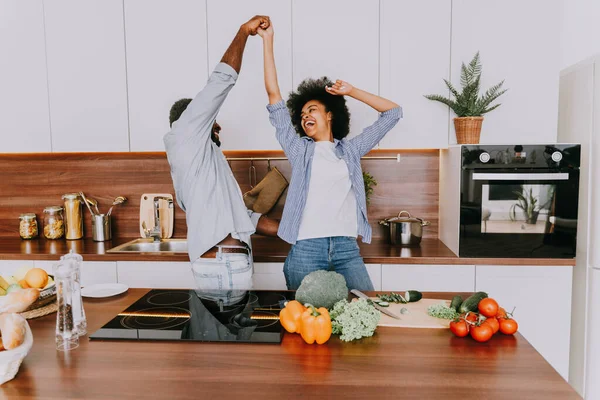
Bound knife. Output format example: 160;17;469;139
350;289;401;320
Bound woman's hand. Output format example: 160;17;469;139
325;80;353;96
258;24;274;39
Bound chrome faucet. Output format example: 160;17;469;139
148;196;174;242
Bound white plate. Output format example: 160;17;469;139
81;283;129;298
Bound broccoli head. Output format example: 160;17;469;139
329;299;380;341
294;270;348;309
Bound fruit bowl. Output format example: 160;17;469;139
0;320;33;385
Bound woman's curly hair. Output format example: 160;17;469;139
286;77;351;140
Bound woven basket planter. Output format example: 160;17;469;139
454;117;484;144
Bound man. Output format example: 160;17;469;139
164;15;279;307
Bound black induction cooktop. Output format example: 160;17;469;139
90;289;292;343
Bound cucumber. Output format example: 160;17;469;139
377;301;390;307
459;292;488;314
449;295;463;311
405;290;422;303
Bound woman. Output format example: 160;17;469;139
258;24;402;290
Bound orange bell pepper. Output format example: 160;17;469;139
279;300;306;333
300;304;332;345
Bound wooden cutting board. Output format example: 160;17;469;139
374;298;452;329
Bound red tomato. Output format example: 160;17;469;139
478;298;499;318
496;307;507;319
470;324;494;342
483;317;499;334
450;319;469;337
463;312;478;323
499;318;519;335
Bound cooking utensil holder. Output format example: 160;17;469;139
92;214;111;242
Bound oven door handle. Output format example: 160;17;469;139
471;172;569;181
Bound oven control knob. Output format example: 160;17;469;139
551;151;563;162
479;152;491;163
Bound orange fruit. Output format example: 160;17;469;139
18;279;31;289
24;268;48;289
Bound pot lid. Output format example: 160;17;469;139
384;211;429;225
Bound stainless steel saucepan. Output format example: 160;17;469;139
379;211;430;246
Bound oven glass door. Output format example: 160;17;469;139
460;170;579;258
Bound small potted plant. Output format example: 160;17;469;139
425;52;507;144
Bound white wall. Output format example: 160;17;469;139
2;0;563;152
450;0;560;145
559;0;600;70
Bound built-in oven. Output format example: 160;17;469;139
459;144;580;258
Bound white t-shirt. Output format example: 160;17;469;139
297;141;358;240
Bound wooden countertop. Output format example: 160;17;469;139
2;289;580;399
0;236;575;266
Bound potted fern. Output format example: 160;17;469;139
425;52;507;144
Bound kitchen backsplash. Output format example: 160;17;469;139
0;150;439;240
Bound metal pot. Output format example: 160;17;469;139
379;211;430;246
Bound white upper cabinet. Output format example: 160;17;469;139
379;0;451;149
125;0;209;151
0;0;51;153
450;0;560;145
206;0;292;150
292;0;379;140
44;0;129;152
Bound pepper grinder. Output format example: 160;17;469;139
55;263;78;351
57;251;87;336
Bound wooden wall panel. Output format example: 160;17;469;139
0;150;439;239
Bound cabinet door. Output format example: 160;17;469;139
0;1;51;152
35;261;117;286
0;261;35;278
252;263;381;290
125;0;209;151
253;262;286;290
450;0;560;144
366;264;382;291
292;0;379;140
381;264;475;292
44;0;129;152
558;63;594;391
379;0;451;149
206;0;292;150
117;261;194;289
475;265;572;379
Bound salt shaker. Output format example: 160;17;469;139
57;251;87;336
55;264;79;351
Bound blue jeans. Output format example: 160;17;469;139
283;236;374;291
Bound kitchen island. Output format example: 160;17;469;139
3;290;580;399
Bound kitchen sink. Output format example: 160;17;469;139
107;238;188;254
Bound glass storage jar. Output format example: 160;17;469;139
43;206;64;239
19;213;38;239
62;193;84;240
